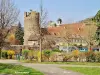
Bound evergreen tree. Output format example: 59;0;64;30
93;10;100;46
15;22;24;45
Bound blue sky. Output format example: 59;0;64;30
15;0;100;25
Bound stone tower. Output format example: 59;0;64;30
24;10;40;45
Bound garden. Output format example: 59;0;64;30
1;48;100;75
21;49;100;63
1;48;100;63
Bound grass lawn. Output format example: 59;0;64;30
20;60;100;66
61;67;100;75
40;62;100;66
0;63;44;75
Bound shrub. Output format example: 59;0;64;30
72;50;80;61
52;48;61;52
49;52;57;62
42;54;47;62
7;50;15;59
95;52;100;62
37;51;41;62
28;50;34;61
63;53;73;62
22;50;30;59
7;50;15;55
85;51;96;62
2;50;8;59
27;50;42;62
79;52;86;62
43;50;52;61
33;50;39;61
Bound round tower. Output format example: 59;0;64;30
24;10;40;45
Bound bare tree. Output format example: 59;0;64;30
84;21;97;50
39;0;49;62
0;0;19;58
40;0;48;28
40;9;48;28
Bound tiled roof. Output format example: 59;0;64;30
28;34;40;41
47;22;96;40
47;23;85;36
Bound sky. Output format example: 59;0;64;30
14;0;100;25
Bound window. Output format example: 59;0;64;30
73;39;75;43
77;39;80;43
75;39;78;43
54;33;56;35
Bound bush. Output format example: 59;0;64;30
22;50;30;59
2;50;8;59
43;50;52;61
72;50;80;61
79;52;86;62
52;48;62;52
7;50;15;55
33;50;39;61
37;51;41;62
28;50;34;61
95;52;100;62
85;51;96;62
63;53;73;62
7;50;15;59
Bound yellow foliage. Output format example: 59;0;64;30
72;50;80;56
12;55;15;59
37;51;41;62
28;50;34;57
8;34;15;41
7;50;15;55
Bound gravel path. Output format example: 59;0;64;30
0;60;85;75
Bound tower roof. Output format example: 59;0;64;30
28;34;40;41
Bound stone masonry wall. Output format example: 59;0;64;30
24;10;40;45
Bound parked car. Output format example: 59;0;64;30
79;47;88;52
59;46;78;52
92;47;100;52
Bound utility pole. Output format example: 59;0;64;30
39;0;43;62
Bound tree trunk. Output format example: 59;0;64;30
0;47;2;59
88;42;91;51
39;38;42;62
48;57;49;62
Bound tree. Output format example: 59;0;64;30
43;50;52;61
39;0;48;62
40;0;48;28
57;18;62;24
93;10;100;46
0;0;19;58
84;21;96;50
15;22;24;45
8;34;15;45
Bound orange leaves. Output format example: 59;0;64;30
72;50;80;56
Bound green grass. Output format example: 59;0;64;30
39;62;100;66
20;59;100;66
0;63;44;75
61;67;100;75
